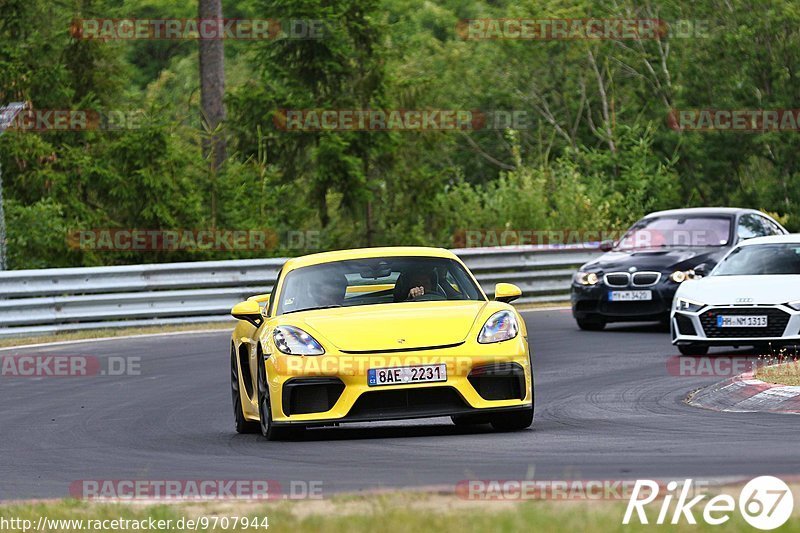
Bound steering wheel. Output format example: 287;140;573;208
412;292;446;301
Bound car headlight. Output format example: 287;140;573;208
273;326;325;355
669;270;696;283
675;297;704;313
786;301;800;311
478;310;519;344
575;271;600;286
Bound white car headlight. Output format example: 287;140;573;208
478;310;519;344
786;301;800;311
669;270;696;283
575;271;599;286
675;297;704;313
273;326;325;355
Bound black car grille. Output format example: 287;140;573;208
605;273;629;287
282;378;345;416
675;313;697;336
632;272;660;286
467;363;526;401
699;308;790;338
347;387;467;419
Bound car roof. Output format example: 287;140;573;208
643;207;763;218
281;246;460;272
736;234;800;247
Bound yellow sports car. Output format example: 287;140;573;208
229;247;533;440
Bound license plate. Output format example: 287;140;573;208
367;364;447;387
716;315;768;328
608;290;652;302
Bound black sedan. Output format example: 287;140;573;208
570;207;787;330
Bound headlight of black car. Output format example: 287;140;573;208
574;271;600;286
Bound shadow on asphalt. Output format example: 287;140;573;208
294;423;505;442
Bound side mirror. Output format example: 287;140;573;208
693;264;708;278
247;293;271;305
231;300;263;328
494;283;522;303
599;240;615;252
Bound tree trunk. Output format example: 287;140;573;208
199;0;226;227
0;161;6;270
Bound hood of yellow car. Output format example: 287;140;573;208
298;300;489;352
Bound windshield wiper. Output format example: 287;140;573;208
282;305;343;315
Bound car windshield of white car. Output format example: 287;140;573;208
713;244;800;276
616;216;731;250
277;257;485;315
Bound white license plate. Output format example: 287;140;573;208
716;315;768;328
608;290;652;302
367;364;447;387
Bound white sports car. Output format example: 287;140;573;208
671;234;800;355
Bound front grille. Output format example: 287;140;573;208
468;363;526;401
675;313;697;336
699;307;790;338
604;273;630;287
632;272;660;286
347;387;466;419
282;378;345;416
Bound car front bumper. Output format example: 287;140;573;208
571;280;678;322
671;304;800;345
262;337;533;425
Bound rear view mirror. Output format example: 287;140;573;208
231;300;263;328
599;240;615;252
693;264;708;278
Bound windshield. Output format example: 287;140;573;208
616;216;732;250
713;243;800;276
276;256;484;315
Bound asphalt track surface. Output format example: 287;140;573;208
2;309;799;500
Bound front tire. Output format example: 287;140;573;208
231;350;259;434
678;343;709;356
490;407;534;432
576;316;606;331
256;353;301;441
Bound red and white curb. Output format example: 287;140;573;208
688;371;800;414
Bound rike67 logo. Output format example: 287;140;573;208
623;476;793;530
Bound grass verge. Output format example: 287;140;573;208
1;490;797;532
755;360;800;386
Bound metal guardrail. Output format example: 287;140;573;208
0;246;600;338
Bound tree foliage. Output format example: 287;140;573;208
0;0;798;268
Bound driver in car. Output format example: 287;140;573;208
405;268;439;300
